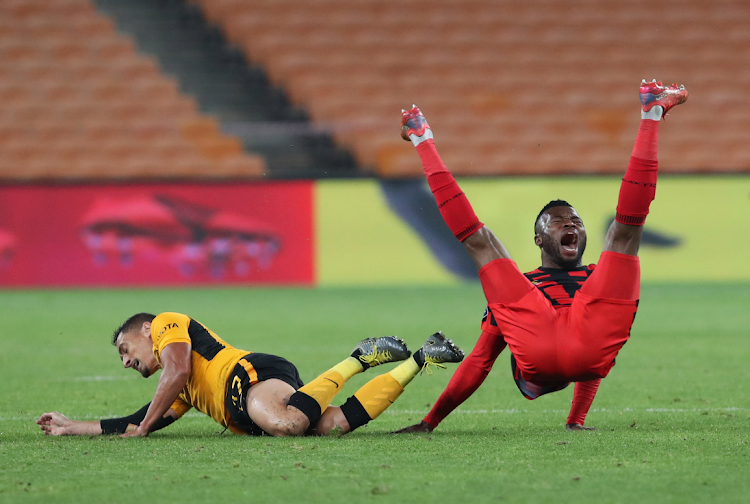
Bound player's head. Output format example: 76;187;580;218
534;200;587;269
112;313;158;378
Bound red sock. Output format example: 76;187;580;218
566;378;601;426
424;330;506;428
616;120;659;226
416;139;484;241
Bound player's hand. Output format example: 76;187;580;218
566;423;597;431
37;411;72;436
122;425;149;438
392;420;434;434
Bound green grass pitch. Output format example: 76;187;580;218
0;283;748;503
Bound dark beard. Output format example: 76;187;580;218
135;359;151;378
541;232;586;270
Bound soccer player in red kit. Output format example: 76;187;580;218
395;80;688;433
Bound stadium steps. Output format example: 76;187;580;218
0;0;266;180
92;0;358;178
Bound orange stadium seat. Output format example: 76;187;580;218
0;0;265;181
189;0;750;176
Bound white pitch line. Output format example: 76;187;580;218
71;375;135;382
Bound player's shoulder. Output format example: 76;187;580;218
152;313;191;338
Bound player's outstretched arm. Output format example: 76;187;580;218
401;106;511;270
123;342;191;438
101;402;179;435
38;406;180;436
37;412;103;436
462;227;512;270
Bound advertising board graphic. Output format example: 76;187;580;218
316;176;750;284
0;182;314;287
1;175;748;287
0;228;16;269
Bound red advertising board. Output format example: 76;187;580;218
0;182;314;287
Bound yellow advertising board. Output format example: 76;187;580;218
317;176;750;285
315;180;455;285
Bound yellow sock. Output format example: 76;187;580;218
295;357;364;413
388;356;421;387
353;373;405;420
333;356;365;381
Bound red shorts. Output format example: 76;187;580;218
478;251;640;384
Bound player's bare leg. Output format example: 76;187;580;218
604;80;688;256
401;106;510;269
245;379;310;436
312;406;351;435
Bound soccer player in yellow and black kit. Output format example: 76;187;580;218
38;312;464;437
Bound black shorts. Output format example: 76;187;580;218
225;353;305;436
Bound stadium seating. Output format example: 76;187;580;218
189;0;750;176
0;0;265;180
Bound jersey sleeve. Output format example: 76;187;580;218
480;306;504;336
169;394;192;419
151;312;192;362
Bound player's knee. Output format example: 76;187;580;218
248;404;310;437
312;407;351;436
264;416;308;437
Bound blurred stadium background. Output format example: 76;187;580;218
0;0;749;287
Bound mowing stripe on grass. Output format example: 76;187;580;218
8;407;746;423
385;407;749;415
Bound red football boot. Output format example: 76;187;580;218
639;79;688;119
400;104;432;141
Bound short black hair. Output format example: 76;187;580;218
535;199;573;231
111;312;156;346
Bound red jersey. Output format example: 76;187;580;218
523;265;596;307
482;264;596;331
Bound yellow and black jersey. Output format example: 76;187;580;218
151;312;252;430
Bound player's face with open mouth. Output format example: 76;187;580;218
116;332;158;378
537;206;587;269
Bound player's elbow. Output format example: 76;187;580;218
174;368;191;384
167;367;191;388
462;227;509;269
165;356;191;380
